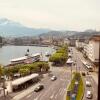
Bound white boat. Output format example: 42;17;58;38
10;53;41;65
45;52;51;57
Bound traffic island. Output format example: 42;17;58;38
66;72;84;100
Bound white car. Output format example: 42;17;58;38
86;81;91;87
86;91;93;99
51;76;57;81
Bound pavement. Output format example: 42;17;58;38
90;72;98;85
2;66;71;100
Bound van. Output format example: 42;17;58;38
86;91;93;99
86;81;91;87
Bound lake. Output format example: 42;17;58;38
0;45;55;65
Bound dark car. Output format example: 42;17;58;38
34;85;44;92
82;72;86;76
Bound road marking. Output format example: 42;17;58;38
34;98;38;100
26;94;31;98
54;93;58;99
50;94;54;99
60;89;64;95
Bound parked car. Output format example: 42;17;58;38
34;85;44;92
51;76;57;81
86;91;93;99
86;81;91;87
81;72;86;76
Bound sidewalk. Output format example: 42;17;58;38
90;72;98;85
11;83;40;100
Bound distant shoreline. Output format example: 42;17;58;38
1;44;51;47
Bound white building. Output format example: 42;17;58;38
88;35;100;64
64;38;70;45
75;39;85;48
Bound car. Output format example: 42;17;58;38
82;72;86;76
34;85;44;92
51;76;57;81
86;91;93;99
86;81;91;87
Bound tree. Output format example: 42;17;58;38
0;36;2;43
0;66;2;80
19;68;30;76
49;46;68;65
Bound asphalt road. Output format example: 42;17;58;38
70;47;98;100
21;67;71;100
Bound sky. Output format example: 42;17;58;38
0;0;100;31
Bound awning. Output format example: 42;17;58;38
12;73;39;86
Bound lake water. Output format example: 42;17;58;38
0;45;55;65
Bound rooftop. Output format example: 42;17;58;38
90;35;100;41
12;73;39;86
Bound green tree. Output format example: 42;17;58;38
19;68;30;76
49;45;68;65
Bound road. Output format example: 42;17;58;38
20;67;71;100
3;46;97;100
70;47;98;100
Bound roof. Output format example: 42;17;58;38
12;73;39;86
10;56;27;62
89;35;100;41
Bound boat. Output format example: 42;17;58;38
10;53;41;65
45;52;51;57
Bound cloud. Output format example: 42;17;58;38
0;0;100;30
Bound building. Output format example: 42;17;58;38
87;35;100;65
64;38;70;45
75;39;85;48
69;38;76;46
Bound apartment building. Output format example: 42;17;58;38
64;38;70;45
87;35;100;64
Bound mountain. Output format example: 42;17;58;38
39;31;78;39
40;30;100;39
0;18;50;37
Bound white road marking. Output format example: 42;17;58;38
50;94;54;99
50;91;56;99
54;93;58;99
34;98;38;100
26;94;31;98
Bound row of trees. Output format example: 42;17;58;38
49;45;68;65
0;36;2;43
0;61;49;79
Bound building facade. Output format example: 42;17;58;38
88;35;100;64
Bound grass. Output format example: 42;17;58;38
66;73;84;100
76;75;84;100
